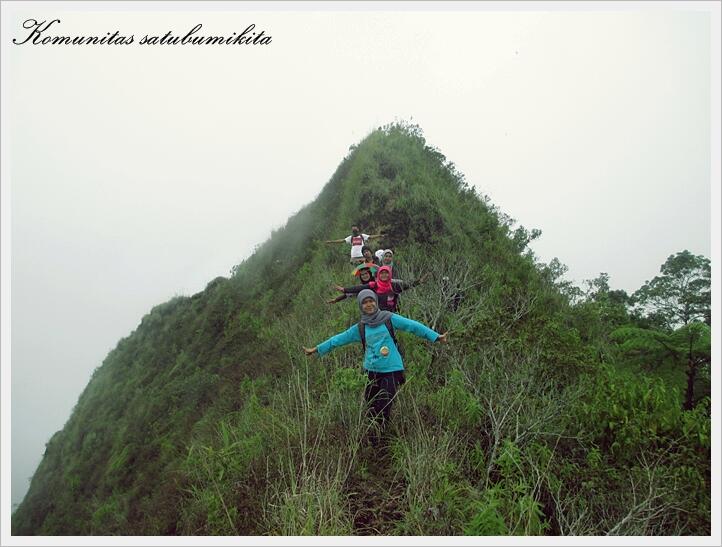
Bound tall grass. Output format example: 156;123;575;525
261;359;367;535
16;123;708;536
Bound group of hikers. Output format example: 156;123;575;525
303;225;448;443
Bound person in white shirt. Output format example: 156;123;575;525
326;225;383;264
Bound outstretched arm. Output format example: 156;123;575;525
341;283;373;295
327;293;349;304
390;314;446;343
391;278;417;292
304;325;361;357
391;279;407;292
392;272;430;292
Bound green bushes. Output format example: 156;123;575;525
577;365;710;461
12;122;710;536
428;368;482;431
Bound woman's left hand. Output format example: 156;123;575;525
437;332;449;344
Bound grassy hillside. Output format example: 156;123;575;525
12;122;710;536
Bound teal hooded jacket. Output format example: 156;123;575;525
316;314;440;373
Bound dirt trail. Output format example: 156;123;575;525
346;441;407;535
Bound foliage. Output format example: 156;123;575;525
612;322;711;410
632;250;711;329
12;122;710;537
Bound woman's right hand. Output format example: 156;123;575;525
334;285;344;292
437;332;449;344
303;346;317;356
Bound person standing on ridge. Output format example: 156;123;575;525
361;245;381;267
381;249;394;267
381;249;396;276
304;289;448;441
325;226;383;264
353;258;378;280
333;265;429;313
328;265;375;304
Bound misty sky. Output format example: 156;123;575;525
2;2;718;512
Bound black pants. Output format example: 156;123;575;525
364;370;405;429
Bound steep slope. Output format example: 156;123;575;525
12;123;710;536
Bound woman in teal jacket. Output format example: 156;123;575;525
304;289;448;435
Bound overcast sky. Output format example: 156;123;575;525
2;2;718;512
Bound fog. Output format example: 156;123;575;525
2;3;716;511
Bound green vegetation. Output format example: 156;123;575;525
12;122;710;536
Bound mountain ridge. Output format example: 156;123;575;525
12;122;710;536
